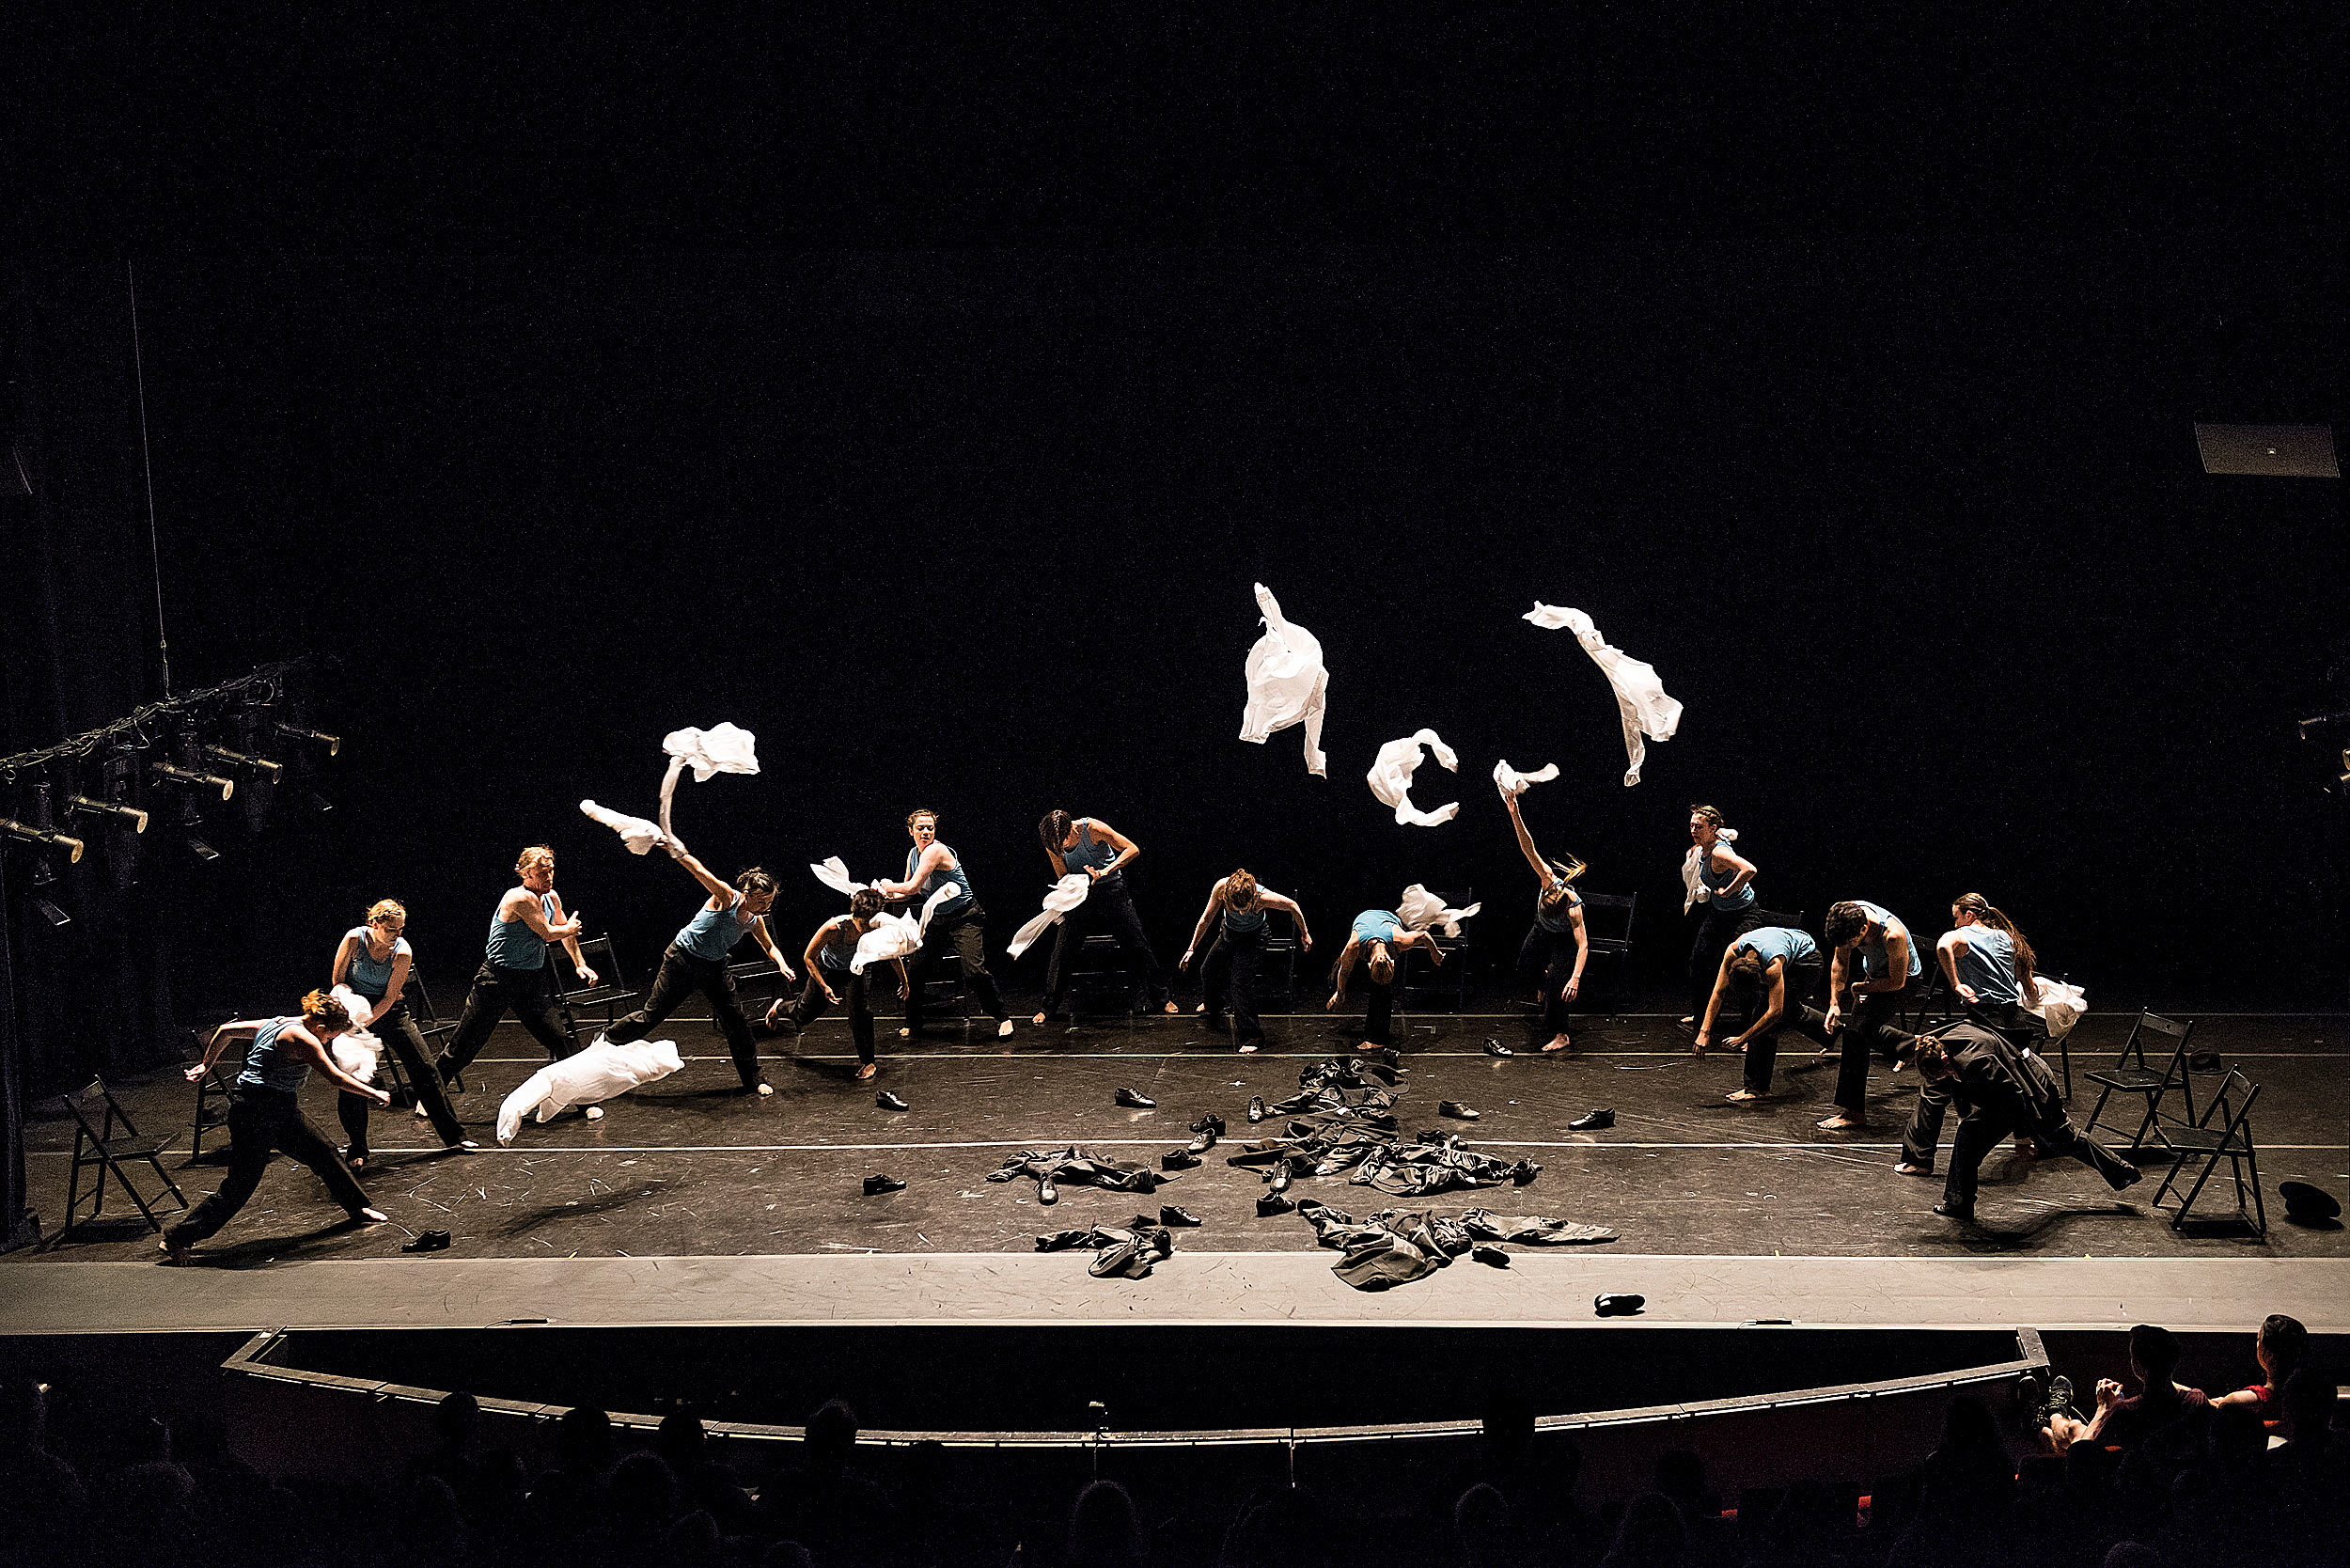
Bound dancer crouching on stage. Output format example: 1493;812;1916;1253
1696;925;1828;1101
1033;810;1176;1022
1683;806;1759;1028
1327;909;1442;1052
602;838;795;1096
1819;898;1922;1133
434;845;592;1088
772;888;911;1080
1180;869;1312;1053
1505;792;1588;1053
331;900;474;1168
164;992;389;1262
1910;1024;2138;1223
1898;893;2045;1178
869;808;1014;1039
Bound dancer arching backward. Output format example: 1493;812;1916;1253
869;808;1014;1039
1683;806;1759;1027
164;992;389;1262
602;839;796;1096
1505;792;1589;1054
1911;1024;2138;1224
1032;811;1176;1022
1180;870;1313;1053
330;900;474;1168
1899;893;2045;1178
771;889;912;1080
1695;926;1829;1102
1327;909;1443;1052
1820;899;1922;1132
435;845;593;1086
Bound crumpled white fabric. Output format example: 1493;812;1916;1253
1007;872;1094;959
809;855;871;898
327;984;381;1084
1396;884;1481;938
1367;729;1461;826
1525;604;1684;787
1492;759;1559;799
1680;827;1741;915
580;799;669;855
658;723;760;838
2020;976;2088;1043
850;885;959;974
496;1038;683;1145
1238;583;1329;778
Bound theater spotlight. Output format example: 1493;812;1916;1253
198;742;282;782
274;722;340;758
0;819;85;864
69;793;149;834
151;760;235;800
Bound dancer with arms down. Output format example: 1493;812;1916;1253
1504;792;1589;1054
602;838;796;1096
1180;869;1312;1053
1683;806;1758;1028
164;991;388;1262
331;899;474;1168
868;808;1015;1040
1695;925;1829;1102
772;888;912;1080
1819;898;1922;1133
1327;909;1443;1053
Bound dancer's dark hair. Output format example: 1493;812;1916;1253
1952;892;2037;996
1689;805;1726;831
735;868;776;897
849;888;885;921
1038;809;1073;852
906;808;940;830
1227;869;1260;910
1824;901;1869;949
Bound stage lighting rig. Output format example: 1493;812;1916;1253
0;818;84;865
273;722;340;758
69;793;149;834
197;740;282;783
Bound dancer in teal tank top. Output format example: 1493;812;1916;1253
1178;867;1314;1052
869;808;1014;1039
1030;810;1176;1022
1505;791;1589;1054
604;836;797;1094
329;898;472;1168
435;845;594;1085
1328;911;1443;1050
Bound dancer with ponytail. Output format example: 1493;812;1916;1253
1031;810;1176;1022
331;900;475;1168
1180;869;1313;1052
164;991;389;1262
1683;806;1759;1028
1899;894;2046;1178
603;838;796;1095
869;808;1015;1039
1505;792;1589;1053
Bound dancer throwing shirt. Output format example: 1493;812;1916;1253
434;845;593;1085
771;888;912;1079
603;839;795;1096
163;991;388;1262
1900;893;2045;1177
869;808;1014;1039
1695;926;1829;1101
331;900;474;1168
1180;869;1313;1053
1820;898;1922;1131
1505;792;1589;1054
1327;909;1443;1052
1683;806;1759;1027
1032;811;1176;1022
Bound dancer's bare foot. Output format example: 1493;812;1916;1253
1725;1089;1764;1103
996;1018;1015;1038
1541;1035;1574;1054
439;1140;480;1153
1816;1113;1867;1132
1033;1011;1048;1026
1238;1043;1259;1055
753;1082;774;1096
584;1105;603;1121
1679;1015;1697;1028
354;1207;389;1224
1893;1160;1934;1177
1162;1000;1179;1014
1356;1040;1385;1052
854;1063;877;1081
157;1234;192;1265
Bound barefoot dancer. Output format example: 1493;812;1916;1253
164;992;389;1262
1695;925;1829;1102
435;845;594;1084
603;838;796;1095
1820;898;1921;1132
1033;811;1177;1022
1683;806;1758;1027
331;900;474;1168
771;888;912;1080
1326;910;1443;1052
1504;792;1589;1053
1180;869;1313;1053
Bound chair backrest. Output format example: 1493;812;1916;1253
1747;905;1806;933
1578;891;1637;945
556;935;626;997
2121;1011;2194;1072
2196;1068;2260;1141
407;968;442;1025
65;1076;135;1143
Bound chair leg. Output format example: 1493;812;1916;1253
107;1154;168;1233
2081;1084;2119;1143
2150;1148;2188;1213
147;1152;187;1207
2245;1145;2266;1236
2169;1152;2224;1231
2057;1036;2072;1102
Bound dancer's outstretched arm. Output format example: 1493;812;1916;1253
1181;880;1228;969
1259;888;1313;952
1325;936;1362;1007
1504;794;1551;884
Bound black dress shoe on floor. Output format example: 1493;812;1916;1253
1377;1047;1402;1068
1115;1088;1157;1109
1507;1159;1542;1185
1089;1237;1147;1278
1158;1204;1202;1228
401;1230;452;1253
1569;1108;1615;1131
1037;1178;1058;1205
1485;1039;1513;1058
1257;1193;1295;1216
1161;1150;1200;1171
1593;1293;1645;1317
1246;1095;1268;1122
1473;1244;1511;1267
1438;1101;1480;1121
1267;1168;1292;1196
875;1090;910;1111
862;1174;907;1196
1189;1112;1227;1138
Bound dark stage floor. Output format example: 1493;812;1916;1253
13;1005;2345;1290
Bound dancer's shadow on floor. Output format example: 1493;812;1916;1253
1928;1202;2141;1255
492;1181;660;1237
180;1214;389;1269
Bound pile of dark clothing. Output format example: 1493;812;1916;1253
1299;1200;1618;1290
1034;1223;1178;1278
1225;1059;1540;1198
985;1146;1171;1205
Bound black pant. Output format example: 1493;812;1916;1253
790;967;876;1064
907;904;1009;1033
1516;924;1579;1042
1833;975;1916;1116
1739;955;1829;1094
337;998;466;1152
168;1089;373;1246
1945;1061;2138;1211
1043;886;1167;1013
1688;904;1758;1016
438;961;580;1078
607;945;760;1089
1202;925;1266;1042
1357;978;1395;1046
1902;1002;2044;1170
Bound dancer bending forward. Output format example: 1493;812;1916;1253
1819;898;1922;1132
164;992;388;1262
1033;810;1176;1021
604;839;796;1095
1181;869;1312;1053
773;888;912;1080
870;808;1014;1039
332;899;474;1168
1911;1024;2138;1223
1696;925;1830;1102
1505;792;1589;1053
1327;909;1442;1052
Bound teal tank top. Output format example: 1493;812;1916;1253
816;917;858;974
236;1016;311;1094
1855;900;1922;980
1224;881;1267;934
1734;926;1818;966
1535;880;1583;934
676;894;755;962
1060;823;1123;894
1352;909;1401;945
1699;846;1756;911
907;843;975;918
1952;925;2021;1004
344;928;411;998
486;892;556;970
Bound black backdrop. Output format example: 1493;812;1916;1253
8;236;2346;1113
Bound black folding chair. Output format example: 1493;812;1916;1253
1253;911;1302;1014
552;935;638;1032
52;1076;187;1244
728;955;797;1022
1067;933;1138;1024
2081;1011;2197;1152
405;967;469;1090
1396;889;1474;1013
2150;1068;2264;1236
906;948;972;1028
1576;890;1638;1010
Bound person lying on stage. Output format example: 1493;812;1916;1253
1032;810;1178;1022
770;888;911;1080
164;991;389;1263
1504;792;1589;1054
1683;805;1759;1028
1179;868;1312;1053
1819;898;1923;1132
1908;1023;2139;1223
867;808;1015;1039
1695;925;1829;1101
331;899;474;1168
1326;909;1442;1052
602;838;795;1096
1899;892;2045;1177
434;844;593;1086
